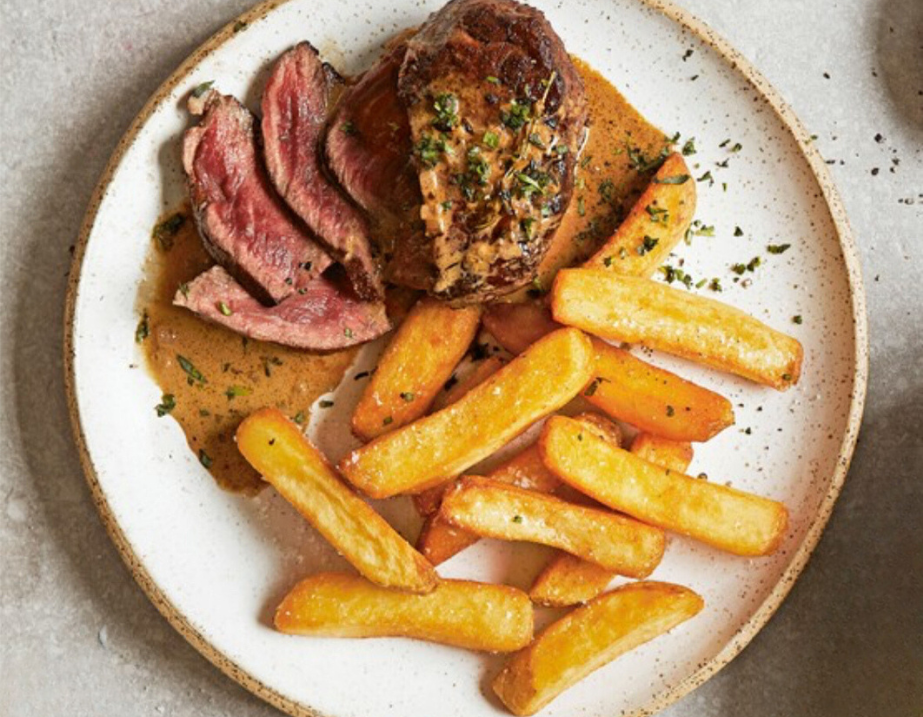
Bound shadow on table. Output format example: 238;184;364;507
6;6;281;716
676;350;923;717
875;0;923;137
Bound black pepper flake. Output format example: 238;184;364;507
666;405;675;417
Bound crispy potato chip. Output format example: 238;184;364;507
276;573;533;652
417;414;621;565
584;153;696;277
482;301;561;354
530;433;693;607
552;268;803;390
493;581;704;715
541;416;789;555
584;337;734;441
440;476;664;575
339;328;595;499
236;409;436;593
352;298;482;440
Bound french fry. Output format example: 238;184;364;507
530;434;693;607
418;413;621;565
440;476;665;575
339;328;595;499
431;356;506;412
352;298;482;441
584;337;734;442
630;432;695;473
236;409;437;593
482;301;561;354
540;416;789;555
584;153;696;277
276;573;533;652
552;268;804;390
493;581;704;715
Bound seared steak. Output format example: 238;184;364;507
262;43;384;301
174;265;390;350
398;0;587;302
182;91;331;304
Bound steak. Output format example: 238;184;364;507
262;42;384;301
398;0;587;302
182;90;331;304
174;265;390;350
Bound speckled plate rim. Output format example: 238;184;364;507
63;1;868;715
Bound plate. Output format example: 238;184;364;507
64;0;867;715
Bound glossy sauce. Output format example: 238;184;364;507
139;57;663;493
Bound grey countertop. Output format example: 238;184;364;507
1;1;920;715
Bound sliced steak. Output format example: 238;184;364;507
262;43;384;301
325;40;435;292
174;266;390;350
398;0;588;302
183;90;331;304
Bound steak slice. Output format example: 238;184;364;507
182;90;331;304
174;266;390;350
398;0;588;302
262;43;384;301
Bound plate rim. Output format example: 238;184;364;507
62;1;869;715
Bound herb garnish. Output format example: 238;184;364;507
153;213;185;251
653;174;690;185
344;327;354;339
793;315;803;324
637;235;659;255
383;416;393;426
340;121;357;136
432;93;459;132
483;130;499;149
293;411;306;424
400;392;415;402
155;393;176;417
232;20;247;32
218;301;232;316
666;405;675;417
697;170;714;186
646;204;669;224
191;81;214;98
512;515;523;524
135;311;150;343
501;98;531;130
681;138;697;156
177;355;206;385
767;243;791;254
734;226;744;237
224;385;251;400
198;450;213;469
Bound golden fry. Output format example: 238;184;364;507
493;581;704;715
339;328;595;499
540;416;789;555
530;433;693;607
276;573;533;652
584;153;696;277
432;356;506;412
552;268;803;390
482;301;560;354
584;337;734;442
440;476;665;575
417;413;621;565
352;298;482;441
236;409;436;593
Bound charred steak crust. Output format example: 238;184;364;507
174;265;390;351
182;91;332;304
262;42;385;301
398;0;587;302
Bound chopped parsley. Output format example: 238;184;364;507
500;98;531;130
646;204;669;223
135;311;150;343
400;391;415;402
697;170;714;186
486;75;501;85
232;20;247;32
293;411;306;424
638;235;660;255
340;121;358;136
431;93;459;132
191;81;214;98
767;243;791;254
177;355;206;385
483;130;499;149
152;213;185;251
155;393;176;417
666;405;675;417
198;450;213;468
734;226;744;237
681;137;697;156
512;515;523;524
224;385;251;400
344;327;354;339
218;301;232;316
793;315;803;324
653;174;690;185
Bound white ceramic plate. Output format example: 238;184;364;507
65;1;867;715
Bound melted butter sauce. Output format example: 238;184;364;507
138;213;357;494
139;56;663;494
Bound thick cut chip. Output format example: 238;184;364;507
236;409;436;593
584;153;696;276
530;433;693;607
417;413;621;565
493;581;704;715
440;476;665;575
540;416;789;555
339;328;595;498
482;301;561;354
552;269;803;390
276;573;533;652
352;299;482;440
584;338;734;442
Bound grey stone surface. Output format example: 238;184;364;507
0;0;920;715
